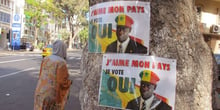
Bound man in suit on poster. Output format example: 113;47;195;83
105;14;148;54
126;70;172;110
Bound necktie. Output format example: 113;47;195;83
119;44;122;53
142;101;146;110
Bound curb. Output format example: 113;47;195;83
0;49;82;56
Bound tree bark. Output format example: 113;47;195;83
79;0;219;110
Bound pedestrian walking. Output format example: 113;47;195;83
7;42;11;51
34;40;72;110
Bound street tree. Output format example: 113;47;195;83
79;0;218;110
25;0;64;46
78;27;88;48
54;0;89;49
58;29;71;42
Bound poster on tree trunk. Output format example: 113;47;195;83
88;1;150;54
98;54;176;110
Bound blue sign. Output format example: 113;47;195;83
12;14;21;50
12;23;21;28
14;14;20;22
11;30;21;50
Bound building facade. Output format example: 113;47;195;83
195;0;220;54
0;0;13;49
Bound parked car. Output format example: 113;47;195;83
20;43;26;49
26;42;34;51
20;42;34;51
42;45;52;58
214;54;220;80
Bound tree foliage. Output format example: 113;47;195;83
59;29;71;41
24;0;64;45
55;0;88;26
54;0;89;48
25;0;64;25
79;27;88;45
24;0;89;48
25;0;47;28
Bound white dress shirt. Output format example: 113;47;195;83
140;95;154;110
117;37;130;53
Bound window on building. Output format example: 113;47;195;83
0;12;2;21
7;0;9;7
3;13;5;22
7;14;10;23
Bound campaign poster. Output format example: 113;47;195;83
11;14;21;50
98;54;176;110
89;1;150;54
11;28;21;50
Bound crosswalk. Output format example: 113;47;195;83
0;53;41;57
0;53;81;60
68;56;81;60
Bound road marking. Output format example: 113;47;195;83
0;58;39;64
0;67;35;79
0;54;41;57
68;57;81;60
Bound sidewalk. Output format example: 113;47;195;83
0;48;82;56
0;48;41;56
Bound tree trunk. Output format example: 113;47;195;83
79;0;219;110
34;28;38;47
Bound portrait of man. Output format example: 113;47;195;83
126;70;172;110
105;14;148;54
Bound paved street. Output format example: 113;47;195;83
0;49;82;110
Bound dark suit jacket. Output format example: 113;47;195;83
106;38;148;54
126;96;172;110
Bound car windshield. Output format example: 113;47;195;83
26;43;32;47
47;45;52;48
